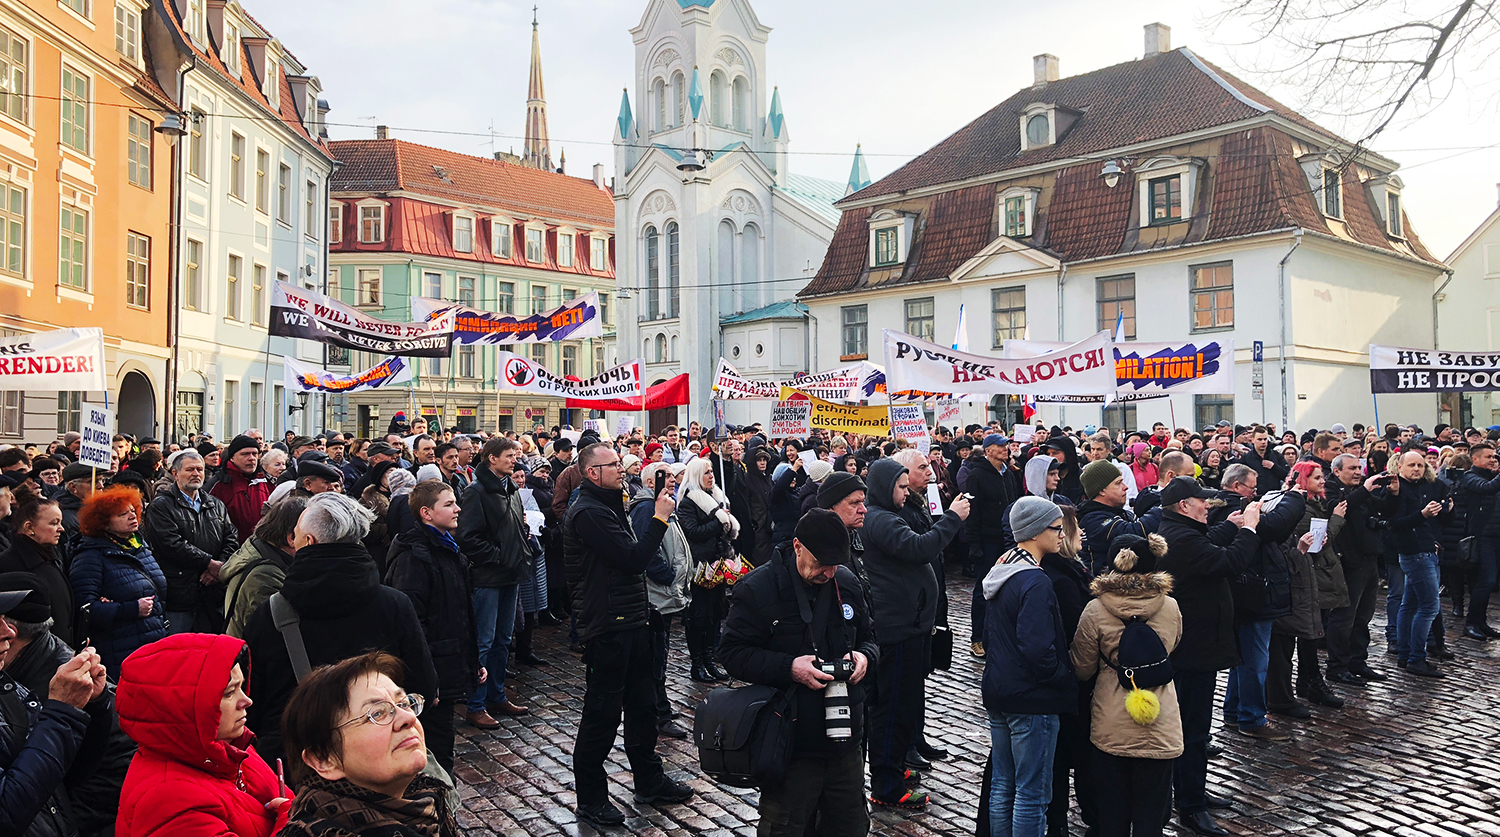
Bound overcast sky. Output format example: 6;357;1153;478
253;0;1500;258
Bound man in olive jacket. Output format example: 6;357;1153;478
457;437;531;726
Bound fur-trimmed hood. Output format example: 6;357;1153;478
1090;570;1174;621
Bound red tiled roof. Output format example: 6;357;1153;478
905;185;997;284
1043;164;1137;262
330;139;613;228
799;207;872;296
846;49;1335;205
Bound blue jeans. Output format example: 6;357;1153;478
165;610;195;635
1223;619;1272;730
1397;552;1441;664
986;711;1058;837
469;584;520;711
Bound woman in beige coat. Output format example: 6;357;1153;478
1071;533;1183;837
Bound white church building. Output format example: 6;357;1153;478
612;0;852;431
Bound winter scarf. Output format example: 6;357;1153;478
683;481;741;539
280;774;457;837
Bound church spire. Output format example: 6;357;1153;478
521;7;553;171
847;144;870;196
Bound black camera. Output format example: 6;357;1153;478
816;659;855;681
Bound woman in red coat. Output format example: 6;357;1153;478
115;633;291;837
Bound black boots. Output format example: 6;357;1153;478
685;620;727;682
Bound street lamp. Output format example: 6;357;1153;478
1100;160;1124;188
154;112;189;145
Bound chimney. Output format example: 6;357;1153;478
1033;54;1059;86
1144;23;1171;57
374;125;388;140
593;163;605;189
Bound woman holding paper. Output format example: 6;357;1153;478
1267;461;1348;716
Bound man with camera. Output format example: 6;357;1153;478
719;509;879;837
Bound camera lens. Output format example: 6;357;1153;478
824;681;852;740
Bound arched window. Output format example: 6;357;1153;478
671;72;685;126
655;333;667;363
717;219;737;315
670;335;679;361
643;337;651;358
644;225;660;319
666;221;681;318
710;71;727;126
652;79;666;131
741;222;761;309
732;77;749;131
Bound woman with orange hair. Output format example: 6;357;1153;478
68;485;168;675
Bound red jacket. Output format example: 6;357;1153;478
211;467;274;545
116;633;289;837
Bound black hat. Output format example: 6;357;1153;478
817;471;867;510
1159;475;1216;506
195;441;218;457
298;461;343;484
225;435;259;460
0;473;18;491
1107;533;1167;575
28;459;61;482
794;508;850;566
0;572;48;621
365;441;396;458
61;463;96;483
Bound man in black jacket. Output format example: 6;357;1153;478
1158;481;1263;836
1459;442;1500;639
564;443;691;829
456;438;532;726
966;435;1020;655
145;450;238;635
719;510;878;837
386;480;479;776
1238;425;1289;497
1325;455;1393;683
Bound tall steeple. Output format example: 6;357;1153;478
521;7;553;171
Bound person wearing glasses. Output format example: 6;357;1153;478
563;443;692;829
279;651;457;837
115;633;291;837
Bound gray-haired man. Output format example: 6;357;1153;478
145;450;237;634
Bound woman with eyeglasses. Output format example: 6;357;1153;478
115;633;291;837
279;651;457;837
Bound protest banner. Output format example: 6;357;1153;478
77;403;113;470
284;356;413;394
936;399;962;428
0;328;106;391
615;415;637;436
1368;345;1500;393
411;293;603;345
714;358;874;402
495;351;645;401
1004;338;1235;401
270;282;454;357
888;403;930;444
583;419;609;436
770;400;813;437
882;329;1115;398
778;388;889;434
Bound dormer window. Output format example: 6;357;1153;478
1373;174;1404;237
1387;192;1402;237
1018;102;1079;152
1321;167;1342;219
1135;156;1201;228
453;213;474;253
1299;152;1346;221
1149;175;1181;223
223;23;239;76
1025;114;1049;147
264;55;279;107
492;218;513;258
998;187;1039;238
868;209;916;268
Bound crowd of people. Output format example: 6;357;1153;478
0;410;1491;837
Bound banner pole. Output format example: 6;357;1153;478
1373;392;1380;432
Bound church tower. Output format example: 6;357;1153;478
522;9;553;171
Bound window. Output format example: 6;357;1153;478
56;392;81;435
326;269;339;301
904;297;935;341
359;205;384;243
733;77;749;131
223;380;238;437
1148;175;1181;224
0;184;24;276
1102;404;1137;435
666;222;680;318
58;206;87;290
1097;274;1136;339
497;282;514;314
1194;395;1234;430
423;272;442;300
1322;168;1341;218
1;391;20;436
64;0;89;18
1387;192;1403;237
590;236;606;271
114;3;138;60
271;386;282;437
125;232;149;308
453;215;473;253
841;305;868;357
227;133;245;198
305;181;317;238
525;227;544;263
264;56;279;106
185;0;203;38
874;227;899;266
594;344;604;373
252;264;265;325
645;225;659;319
458;345;475;378
255;149;269;213
991;287;1026;347
562;344;577;377
0;28;27;123
1025;114;1049;146
226;254;243;320
1003;195;1027;237
493;222;512;258
277;164;291;223
357;268;380;306
557;233;573;267
458;276;475;307
61;67;89;154
599;292;610;325
223;24;239;75
531;285;548;315
563;287;577;301
184;239;202;310
188;108;207;179
530;342;547;368
1190;262;1234;331
328;203;341;244
249;382;262;432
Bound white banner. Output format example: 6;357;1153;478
77;403;113;469
713;358;873;402
1368;344;1500;393
936;399;962;428
270;282;454;357
1005;338;1235;401
889;403;930;444
0;328;106;392
412;292;604;345
883;329;1115;397
284;356;414;394
496;352;645;401
770;400;813;437
615;415;637;436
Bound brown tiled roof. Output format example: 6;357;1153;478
846;49;1335;204
904;186;997;284
1044;164;1136;262
799;207;872;296
330;139;613;228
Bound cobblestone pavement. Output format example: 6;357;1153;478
453;572;1500;837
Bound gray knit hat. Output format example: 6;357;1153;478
1009;495;1063;543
